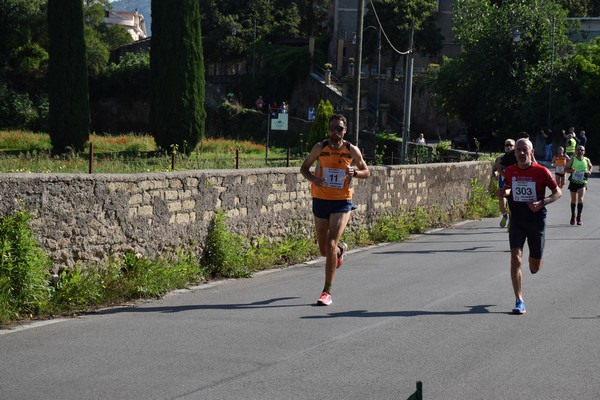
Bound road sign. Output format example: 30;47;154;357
271;113;288;131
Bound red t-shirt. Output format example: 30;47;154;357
505;163;557;219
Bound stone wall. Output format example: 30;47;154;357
0;161;493;268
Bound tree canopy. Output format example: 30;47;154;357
200;0;330;67
427;0;570;138
0;0;133;131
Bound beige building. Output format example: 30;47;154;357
103;9;148;41
569;17;600;42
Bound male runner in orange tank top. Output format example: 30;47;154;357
300;114;370;306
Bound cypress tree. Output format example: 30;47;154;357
47;0;90;154
150;0;206;154
307;100;333;148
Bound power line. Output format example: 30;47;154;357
369;0;411;55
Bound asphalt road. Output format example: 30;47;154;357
2;174;599;400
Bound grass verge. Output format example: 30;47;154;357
0;131;298;173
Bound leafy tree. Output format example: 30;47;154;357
0;0;47;73
307;99;333;148
47;0;90;153
256;44;311;103
0;82;38;129
0;0;48;95
296;0;330;37
558;0;589;16
200;0;303;67
427;0;569;138
83;0;133;78
363;0;440;80
588;0;600;16
0;0;134;131
93;52;150;99
554;37;600;159
151;0;206;154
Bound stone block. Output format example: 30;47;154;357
138;205;153;216
128;194;143;205
168;202;182;212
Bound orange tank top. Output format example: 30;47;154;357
311;140;354;200
554;155;567;175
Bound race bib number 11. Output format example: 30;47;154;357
323;168;346;189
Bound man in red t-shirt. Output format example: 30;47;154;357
496;138;562;314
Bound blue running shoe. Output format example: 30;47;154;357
512;299;526;314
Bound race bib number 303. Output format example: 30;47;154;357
512;179;536;203
322;167;346;189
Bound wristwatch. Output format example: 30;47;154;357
353;169;358;177
542;199;548;206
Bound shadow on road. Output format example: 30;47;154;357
301;304;511;319
374;246;504;255
95;296;306;315
427;228;502;235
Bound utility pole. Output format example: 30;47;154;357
253;18;257;82
352;0;365;146
364;25;382;129
548;16;555;128
400;22;414;164
376;25;381;129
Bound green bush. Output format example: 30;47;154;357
370;214;411;243
48;250;206;315
413;144;432;164
244;230;319;272
375;132;402;164
116;251;204;298
92;52;150;99
203;210;249;278
406;207;430;234
0;83;39;130
0;210;51;324
434;140;452;162
49;267;104;312
464;178;499;219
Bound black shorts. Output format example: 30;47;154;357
508;217;546;259
312;198;356;219
568;181;587;192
